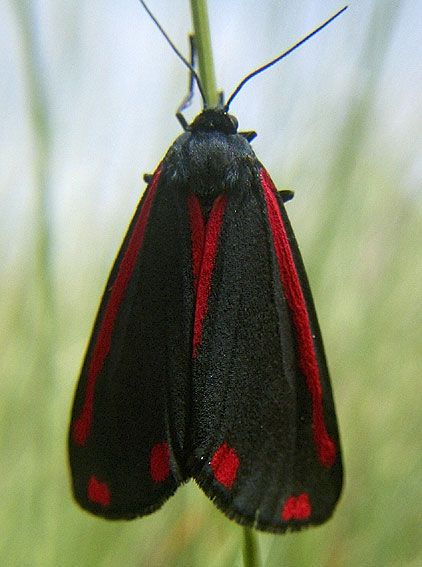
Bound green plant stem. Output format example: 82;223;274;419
189;0;218;107
242;528;261;567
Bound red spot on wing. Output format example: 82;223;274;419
260;168;336;467
87;475;110;507
191;195;227;358
150;441;170;483
211;442;239;489
72;167;162;447
281;493;311;521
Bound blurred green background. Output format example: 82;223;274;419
1;1;421;565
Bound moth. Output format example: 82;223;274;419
69;3;345;533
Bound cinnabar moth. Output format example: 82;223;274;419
68;4;345;533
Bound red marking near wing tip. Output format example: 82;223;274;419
260;168;336;468
211;442;239;489
150;441;170;483
87;475;110;507
282;493;311;521
72;167;163;447
191;194;227;358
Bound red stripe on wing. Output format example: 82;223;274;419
260;168;336;467
72;166;162;446
190;194;227;358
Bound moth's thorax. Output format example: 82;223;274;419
182;110;256;207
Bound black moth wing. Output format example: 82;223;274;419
189;151;343;533
68;164;194;518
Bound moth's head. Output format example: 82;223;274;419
189;108;238;135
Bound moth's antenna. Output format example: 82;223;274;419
139;0;207;106
224;5;348;111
